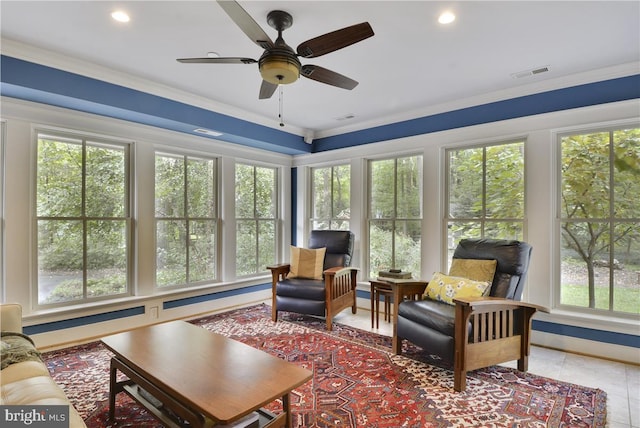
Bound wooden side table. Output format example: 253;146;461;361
370;280;393;328
370;278;428;328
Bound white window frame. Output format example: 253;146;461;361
309;163;351;231
366;154;423;280
154;150;220;289
0;121;5;300
234;161;279;278
444;139;527;265
555;123;640;317
33;128;133;308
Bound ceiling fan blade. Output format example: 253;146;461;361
216;0;273;49
297;22;374;58
301;65;358;90
177;57;257;64
259;80;278;99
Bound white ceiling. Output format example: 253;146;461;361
1;1;639;139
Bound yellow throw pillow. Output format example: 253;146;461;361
288;246;326;280
448;258;497;283
424;272;491;305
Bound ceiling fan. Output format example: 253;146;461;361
177;0;374;100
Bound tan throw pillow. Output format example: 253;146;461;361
424;272;491;305
449;258;497;283
288;246;326;280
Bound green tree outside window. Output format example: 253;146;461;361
36;133;129;305
368;155;422;279
155;153;217;287
446;142;525;263
560;128;639;314
235;163;277;276
311;164;350;230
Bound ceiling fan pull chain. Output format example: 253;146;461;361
279;85;285;127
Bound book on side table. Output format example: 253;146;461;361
378;269;413;279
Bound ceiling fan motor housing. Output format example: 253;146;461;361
259;10;301;85
259;48;301;85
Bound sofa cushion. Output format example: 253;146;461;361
0;360;51;385
0;363;88;428
424;272;491;305
288;246;326;280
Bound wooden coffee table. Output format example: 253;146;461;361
101;320;312;428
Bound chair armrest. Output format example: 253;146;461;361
266;263;291;272
267;263;291;283
323;266;359;277
453;296;549;314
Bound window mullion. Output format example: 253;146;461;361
82;140;88;299
481;147;487;237
183;156;190;283
608;131;616;311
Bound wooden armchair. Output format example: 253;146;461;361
267;230;358;331
392;238;548;392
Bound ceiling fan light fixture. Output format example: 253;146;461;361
259;54;300;85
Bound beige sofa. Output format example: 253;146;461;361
1;303;86;428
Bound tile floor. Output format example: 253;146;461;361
328;307;639;428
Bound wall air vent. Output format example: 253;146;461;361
193;128;223;137
511;65;550;79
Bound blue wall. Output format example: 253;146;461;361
2;55;639;154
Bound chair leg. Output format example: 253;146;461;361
272;305;278;322
326;313;333;331
384;295;391;322
375;291;380;329
454;368;467;392
392;335;402;355
517;355;528;372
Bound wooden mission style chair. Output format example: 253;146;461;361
392;238;548;392
268;230;358;331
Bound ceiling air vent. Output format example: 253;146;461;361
511;65;550;79
336;113;356;121
193;128;223;137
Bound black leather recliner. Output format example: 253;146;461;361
268;230;358;330
392;238;547;391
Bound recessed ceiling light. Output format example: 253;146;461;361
438;11;456;25
111;11;130;23
207;52;220;58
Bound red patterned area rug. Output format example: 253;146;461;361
43;304;607;427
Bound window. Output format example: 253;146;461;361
368;155;422;278
155;153;218;287
0;121;4;298
559;127;639;314
311;164;350;230
235;163;277;276
36;131;130;305
446;141;525;260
